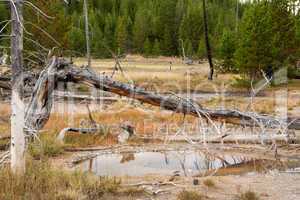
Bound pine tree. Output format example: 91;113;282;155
152;39;161;56
268;0;296;66
0;4;9;26
295;13;300;57
162;27;174;56
179;3;203;54
234;1;273;79
143;38;152;57
220;29;236;72
185;39;193;58
175;0;186;25
133;6;149;52
68;26;85;53
103;14;116;52
235;0;296;79
197;39;206;59
17;0;259;59
115;16;128;54
158;0;177;55
91;23;110;58
0;4;9;47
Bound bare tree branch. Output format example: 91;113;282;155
25;22;61;47
24;1;55;20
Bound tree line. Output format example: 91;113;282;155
0;0;245;57
0;0;300;80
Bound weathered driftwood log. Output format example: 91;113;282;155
3;57;300;134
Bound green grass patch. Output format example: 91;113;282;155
231;77;254;89
28;134;64;159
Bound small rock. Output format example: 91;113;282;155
118;130;130;143
193;179;199;185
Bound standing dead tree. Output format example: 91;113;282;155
83;0;91;67
202;0;214;80
10;0;26;174
180;39;193;65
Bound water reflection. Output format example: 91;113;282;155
120;153;135;163
75;150;281;177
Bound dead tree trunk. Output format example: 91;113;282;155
10;0;25;174
25;58;59;133
60;65;299;129
202;0;214;80
180;39;186;61
83;0;91;67
6;58;300;136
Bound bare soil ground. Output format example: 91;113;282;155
81;173;300;200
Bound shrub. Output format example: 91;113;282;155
177;190;204;200
120;187;145;196
203;179;215;188
232;77;254;89
219;29;237;73
236;190;260;200
288;67;300;79
28;134;64;159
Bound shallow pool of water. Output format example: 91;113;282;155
75;150;265;177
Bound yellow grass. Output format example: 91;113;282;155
74;56;238;93
203;97;276;114
0;158;123;200
0;103;10;137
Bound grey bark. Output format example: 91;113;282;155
10;0;25;174
83;0;91;67
25;58;59;132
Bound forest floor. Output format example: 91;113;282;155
0;56;300;199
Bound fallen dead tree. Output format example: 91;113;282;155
1;57;300;137
162;134;297;144
53;91;118;103
54;59;300;130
